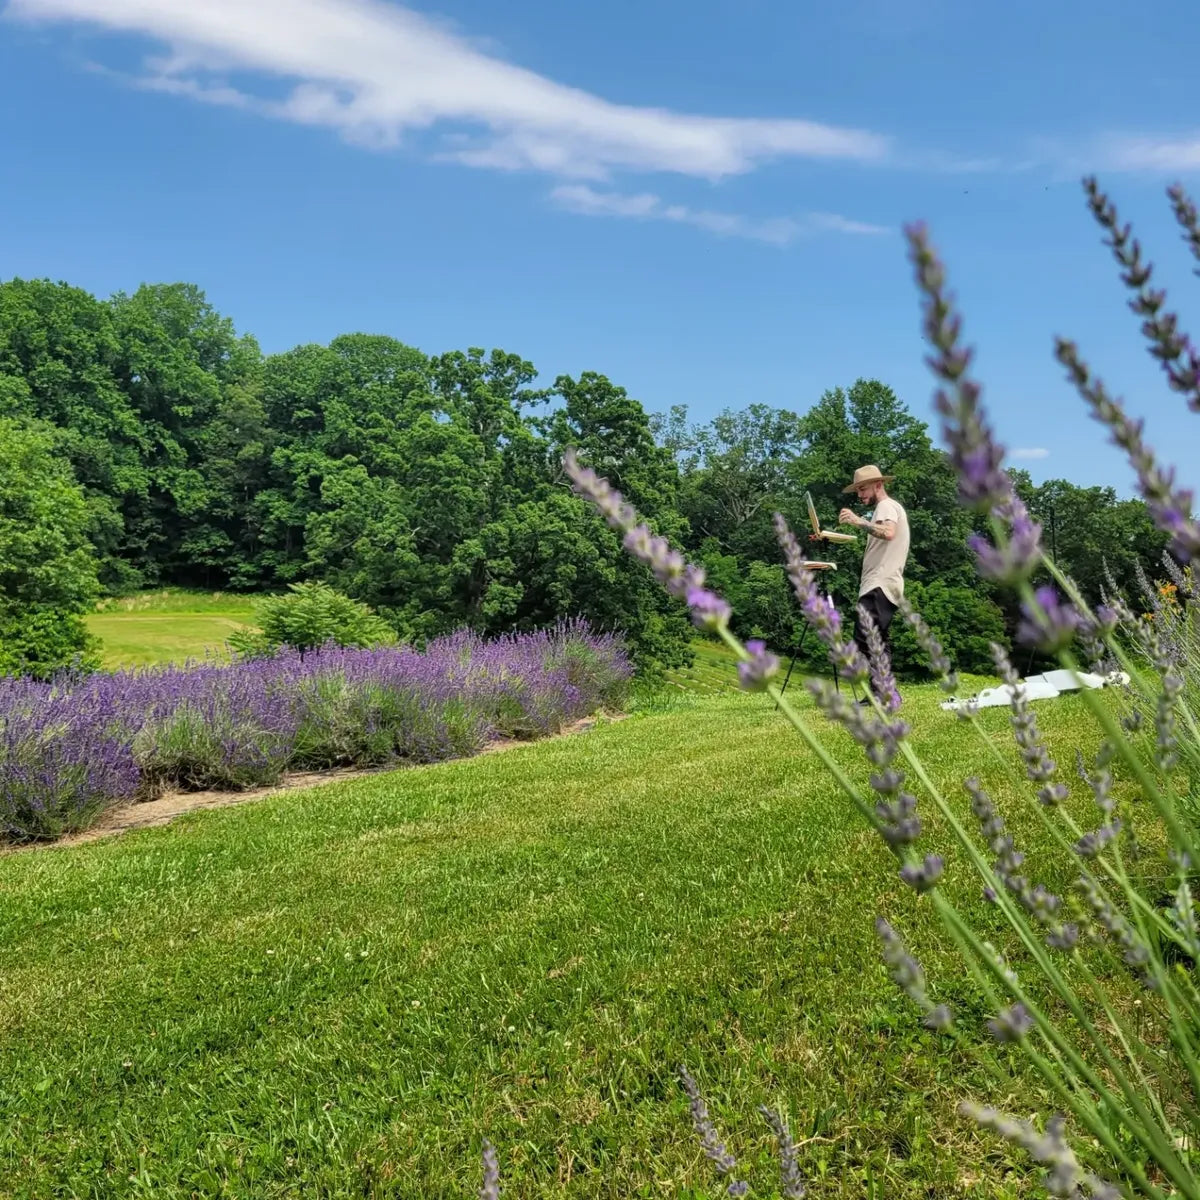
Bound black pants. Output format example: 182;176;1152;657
853;587;898;665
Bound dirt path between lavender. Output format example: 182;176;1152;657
6;713;627;854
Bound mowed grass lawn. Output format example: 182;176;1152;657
86;591;260;669
0;682;1130;1197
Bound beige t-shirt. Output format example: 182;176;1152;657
859;496;910;605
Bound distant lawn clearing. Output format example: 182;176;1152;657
86;590;259;669
0;683;1130;1196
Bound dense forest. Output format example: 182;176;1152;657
0;276;1170;677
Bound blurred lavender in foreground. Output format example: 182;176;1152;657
553;177;1200;1199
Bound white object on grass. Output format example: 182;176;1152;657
940;669;1130;711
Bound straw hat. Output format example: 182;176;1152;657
841;464;895;494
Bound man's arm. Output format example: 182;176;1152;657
837;506;897;540
860;518;896;541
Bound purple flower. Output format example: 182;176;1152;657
1016;586;1083;654
966;778;1077;951
775;515;869;684
564;449;731;632
757;1107;806;1198
687;586;733;634
1;619;632;840
857;603;901;712
737;640;780;692
969;495;1044;586
896;596;958;693
1055;340;1200;562
875;916;954;1030
1077;875;1154;988
806;679;909;771
899;854;944;894
478;1140;500;1200
961;1104;1115;1198
1074;820;1122;859
1086;177;1200;415
987;1002;1034;1043
677;1066;747;1194
906;224;1012;512
991;644;1067;799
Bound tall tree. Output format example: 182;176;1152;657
1019;477;1170;603
0;279;145;589
0;418;100;675
107;283;263;585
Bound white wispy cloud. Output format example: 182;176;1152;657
1011;447;1051;461
550;184;889;245
1099;133;1200;173
5;0;891;181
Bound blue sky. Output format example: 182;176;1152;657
2;0;1199;495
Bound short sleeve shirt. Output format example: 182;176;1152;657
859;496;910;605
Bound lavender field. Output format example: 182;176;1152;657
0;619;631;842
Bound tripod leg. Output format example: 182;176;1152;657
776;624;809;708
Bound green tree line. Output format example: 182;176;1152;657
0;276;1169;677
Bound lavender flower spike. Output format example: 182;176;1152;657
738;640;781;692
757;1106;807;1198
677;1066;749;1196
858;603;902;712
875;917;954;1031
563;449;731;632
1085;177;1200;416
991;644;1068;805
775;513;869;684
961;1105;1117;1198
479;1140;500;1200
1054;340;1200;562
774;512;819;609
1168;181;1200;275
896;595;958;693
906;223;1011;512
987;1002;1034;1043
1016;586;1083;655
969;493;1044;586
900;854;945;894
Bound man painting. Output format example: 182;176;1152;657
838;464;910;693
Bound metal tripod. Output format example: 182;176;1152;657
776;589;842;705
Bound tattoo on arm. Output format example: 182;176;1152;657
864;521;894;540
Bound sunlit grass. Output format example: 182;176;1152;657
0;680;1137;1197
87;590;261;669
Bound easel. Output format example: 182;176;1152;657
776;496;857;706
776;565;842;704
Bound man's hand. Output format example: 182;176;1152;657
838;508;861;527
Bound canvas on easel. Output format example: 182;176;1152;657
806;490;857;544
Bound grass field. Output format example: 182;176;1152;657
86;590;260;669
0;678;1133;1197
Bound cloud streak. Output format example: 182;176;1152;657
1099;133;1200;173
1011;447;1050;461
6;0;891;181
550;184;889;245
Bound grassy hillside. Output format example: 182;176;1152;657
86;590;259;669
0;682;1125;1197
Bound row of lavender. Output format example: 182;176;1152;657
0;620;632;841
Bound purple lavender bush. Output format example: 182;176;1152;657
0;620;630;841
547;177;1200;1198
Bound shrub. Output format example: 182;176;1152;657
0;672;138;839
888;578;1008;678
0;621;631;840
227;581;395;658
